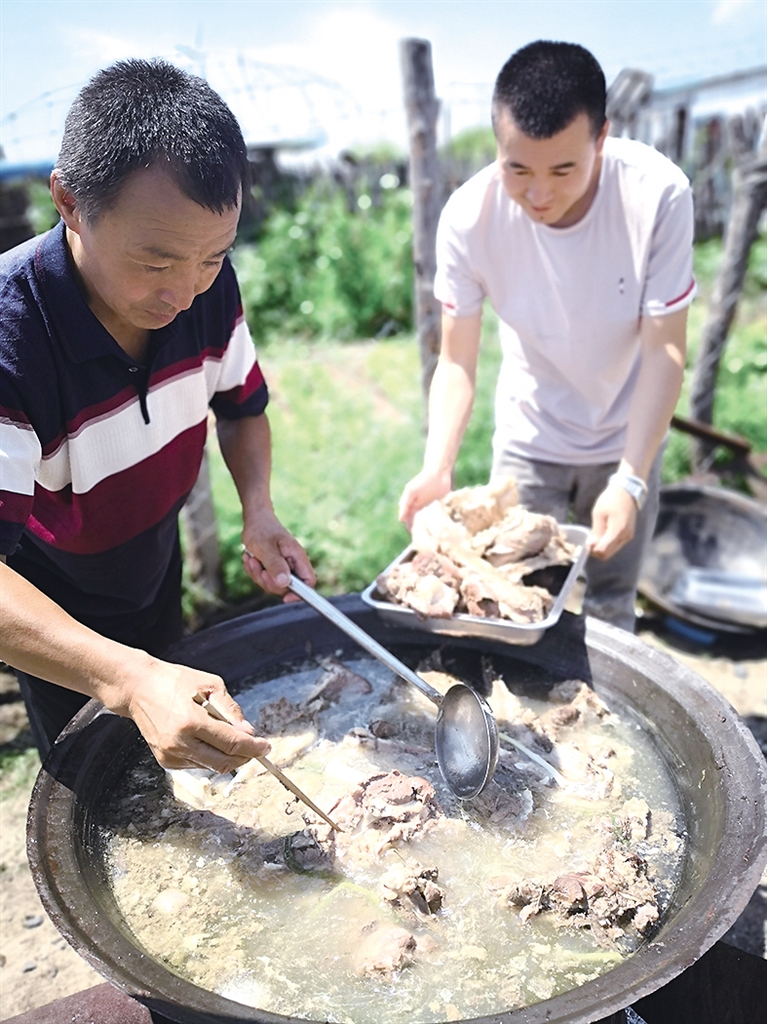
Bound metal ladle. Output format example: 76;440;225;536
289;575;500;799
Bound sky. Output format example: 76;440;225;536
1;0;766;164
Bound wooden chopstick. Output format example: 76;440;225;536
192;691;341;831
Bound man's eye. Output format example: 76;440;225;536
144;265;169;273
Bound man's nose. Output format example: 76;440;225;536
158;274;199;311
525;180;552;205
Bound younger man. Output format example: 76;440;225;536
399;41;695;630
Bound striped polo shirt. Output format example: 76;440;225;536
0;221;267;632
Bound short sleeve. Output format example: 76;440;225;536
642;181;696;317
209;307;269;420
0;403;40;555
433;195;487;318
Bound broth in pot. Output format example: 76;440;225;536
102;653;686;1024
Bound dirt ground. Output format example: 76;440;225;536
0;616;765;1021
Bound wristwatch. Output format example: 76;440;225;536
608;472;648;511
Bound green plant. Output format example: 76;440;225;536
440;125;497;167
26;179;58;234
0;747;40;794
208;336;424;599
663;233;767;481
234;180;413;344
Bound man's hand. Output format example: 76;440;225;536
241;507;315;600
398;467;453;531
0;559;273;773
114;656;272;772
588;483;638;560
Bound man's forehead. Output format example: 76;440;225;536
495;111;596;158
104;168;241;250
111;165;242;216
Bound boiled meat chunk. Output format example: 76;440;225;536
378;550;462;618
354;924;417;977
379;859;445;916
442;477;519;534
497;797;661;945
381;478;577;625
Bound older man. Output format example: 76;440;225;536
0;59;313;769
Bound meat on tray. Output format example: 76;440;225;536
378;478;578;623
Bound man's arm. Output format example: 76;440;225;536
216;412;315;595
0;555;271;770
398;311;482;529
589;307;688;559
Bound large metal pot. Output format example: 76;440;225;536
27;600;767;1024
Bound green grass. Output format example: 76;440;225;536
0;747;40;797
207;309;505;600
206;235;766;603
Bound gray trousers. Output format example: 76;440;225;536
490;450;663;632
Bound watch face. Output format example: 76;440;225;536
630;483;646;509
625;479;646;509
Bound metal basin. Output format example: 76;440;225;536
639;483;767;632
27;599;767;1024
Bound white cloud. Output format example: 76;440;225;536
64;25;169;65
712;0;753;25
196;5;409;150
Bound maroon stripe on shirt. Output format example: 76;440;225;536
0;489;32;524
149;345;229;389
26;421;207;554
0;406;32;427
58;343;246;442
63;384;138;441
216;361;265;406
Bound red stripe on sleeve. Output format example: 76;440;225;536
216;361;265;406
665;280;696;307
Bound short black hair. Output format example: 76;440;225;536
55;58;249;221
492;41;606;140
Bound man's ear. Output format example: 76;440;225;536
596;119;610;154
50;170;82;233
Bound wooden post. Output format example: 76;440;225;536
689;115;767;469
179;445;222;607
400;38;442;423
606;68;653;138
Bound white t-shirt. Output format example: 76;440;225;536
434;137;696;465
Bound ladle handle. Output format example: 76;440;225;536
289;575;442;706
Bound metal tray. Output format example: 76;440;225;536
361;524;590;645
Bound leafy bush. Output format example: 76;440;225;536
440;125;497;167
26;180;59;235
234;180;414;343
